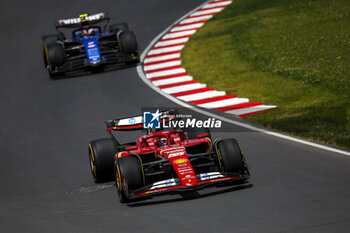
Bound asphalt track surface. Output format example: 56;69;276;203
0;0;349;232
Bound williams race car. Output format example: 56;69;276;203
88;110;250;202
40;13;140;78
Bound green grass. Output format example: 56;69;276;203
181;0;350;149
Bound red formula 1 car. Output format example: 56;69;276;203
88;111;250;202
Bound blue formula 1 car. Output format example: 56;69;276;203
40;13;140;78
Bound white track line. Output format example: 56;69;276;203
190;8;224;17
148;45;184;55
144;53;180;63
180;15;213;24
170;23;205;32
203;1;232;8
144;60;182;71
198;97;249;108
137;0;350;156
153;76;193;86
203;1;232;7
163;30;196;39
155;38;189;47
138;65;350;156
178;90;226;101
145;68;186;79
228;105;277;116
161;83;206;94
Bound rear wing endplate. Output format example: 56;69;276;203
106;110;177;131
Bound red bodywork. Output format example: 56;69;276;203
114;130;244;199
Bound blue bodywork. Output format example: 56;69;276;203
70;28;107;64
80;37;101;63
46;21;139;76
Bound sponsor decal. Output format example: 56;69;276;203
179;167;193;174
174;158;188;164
200;172;224;181
88;42;95;48
129;117;136;124
201;173;210;180
150;179;176;190
168;151;185;158
165;180;173;187
59;13;104;25
118;116;143;126
167;148;186;158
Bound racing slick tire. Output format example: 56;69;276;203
46;43;65;67
119;31;138;55
217;138;245;173
109;22;129;33
46;43;65;78
115;156;144;203
40;34;61;68
89;138;117;183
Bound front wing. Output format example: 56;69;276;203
50;52;139;74
127;171;250;200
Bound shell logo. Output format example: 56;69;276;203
174;158;188;164
168;151;185;158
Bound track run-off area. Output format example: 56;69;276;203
0;0;349;233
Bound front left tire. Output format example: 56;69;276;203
46;43;65;78
115;156;144;203
89;138;117;183
40;34;61;68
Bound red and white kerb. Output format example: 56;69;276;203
143;0;276;117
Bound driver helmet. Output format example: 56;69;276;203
88;28;95;36
160;137;168;147
80;29;88;37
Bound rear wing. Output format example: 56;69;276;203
106;110;177;131
55;12;109;28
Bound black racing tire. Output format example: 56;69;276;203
109;22;129;33
40;34;61;67
89;138;117;183
46;43;65;67
217;138;245;173
115;156;144;203
46;43;65;79
119;31;138;55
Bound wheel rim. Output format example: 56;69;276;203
116;164;122;191
88;146;96;177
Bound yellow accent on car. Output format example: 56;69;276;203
214;139;224;171
174;158;187;164
88;144;95;162
79;13;88;18
45;47;49;62
89;144;97;180
40;40;45;58
116;164;122;191
206;138;213;152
